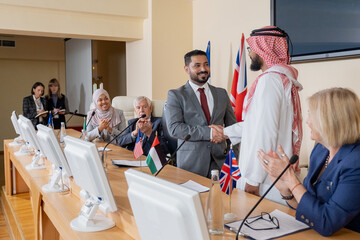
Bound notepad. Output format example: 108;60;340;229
225;209;310;240
112;159;147;167
179;180;209;193
35;111;49;118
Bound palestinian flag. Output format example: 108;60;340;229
146;136;167;174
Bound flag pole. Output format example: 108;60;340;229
224;146;237;221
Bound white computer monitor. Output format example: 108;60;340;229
124;169;210;240
36;124;72;192
9;111;23;146
63;135;117;232
18;115;45;169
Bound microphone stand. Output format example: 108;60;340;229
235;155;299;240
65;110;78;125
101;114;146;168
154;134;191;177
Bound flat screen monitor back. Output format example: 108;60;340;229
63;135;117;232
125;169;210;240
36;124;72;176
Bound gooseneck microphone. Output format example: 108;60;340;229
86;111;96;128
101;114;146;165
235;155;299;240
65;109;78;125
154;134;191;177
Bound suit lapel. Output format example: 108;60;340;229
184;82;208;123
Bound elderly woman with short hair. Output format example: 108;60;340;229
258;88;360;236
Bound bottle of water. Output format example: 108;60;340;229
81;129;89;141
60;122;66;144
206;169;224;235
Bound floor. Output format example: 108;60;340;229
0;202;10;239
0;152;12;238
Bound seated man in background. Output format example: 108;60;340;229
117;96;169;156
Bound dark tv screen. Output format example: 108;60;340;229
271;0;360;61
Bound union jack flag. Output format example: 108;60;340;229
220;149;241;195
230;33;247;122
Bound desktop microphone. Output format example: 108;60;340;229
101;114;146;165
65;109;78;125
154;134;191;176
235;154;299;240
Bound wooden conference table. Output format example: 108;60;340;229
2;129;359;239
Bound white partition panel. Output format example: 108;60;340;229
65;39;92;115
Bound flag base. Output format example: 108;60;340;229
224;212;237;221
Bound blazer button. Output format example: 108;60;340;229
330;181;333;186
301;215;304;219
326;186;330;191
305;219;309;223
310;222;314;227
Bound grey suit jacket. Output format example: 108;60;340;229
164;82;238;177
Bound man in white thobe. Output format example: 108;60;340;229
220;26;303;204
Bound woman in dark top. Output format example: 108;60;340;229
23;82;48;129
46;78;69;129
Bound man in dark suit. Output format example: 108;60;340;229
117;96;169;156
164;50;238;177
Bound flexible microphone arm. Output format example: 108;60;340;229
65;109;78;125
154;134;191;177
101;114;146;165
235;155;299;240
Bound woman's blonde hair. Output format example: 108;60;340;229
308;88;360;147
47;78;62;99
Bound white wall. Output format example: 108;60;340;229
192;0;360;165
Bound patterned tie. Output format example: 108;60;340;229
198;88;211;124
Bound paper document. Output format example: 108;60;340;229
112;159;147;167
97;147;112;152
225;209;309;240
179;180;209;193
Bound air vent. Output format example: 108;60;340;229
0;40;15;47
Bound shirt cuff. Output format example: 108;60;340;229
246;179;260;187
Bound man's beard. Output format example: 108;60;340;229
190;71;209;85
250;54;263;71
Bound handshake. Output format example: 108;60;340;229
209;125;228;144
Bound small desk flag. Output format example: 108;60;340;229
220;149;241;195
133;130;144;159
146;136;167;174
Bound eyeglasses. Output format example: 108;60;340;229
247;47;251;53
244;212;280;231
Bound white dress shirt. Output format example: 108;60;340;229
188;80;214;116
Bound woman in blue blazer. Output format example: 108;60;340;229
258;88;360;236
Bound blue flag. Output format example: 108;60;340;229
206;41;211;82
47;111;53;128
